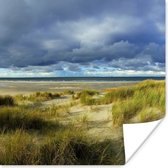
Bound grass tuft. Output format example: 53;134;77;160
111;80;165;127
0;96;15;106
0;107;49;132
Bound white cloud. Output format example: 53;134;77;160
0;58;165;77
54;16;142;48
0;68;55;77
84;69;165;77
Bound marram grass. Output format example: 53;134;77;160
111;80;165;127
0;80;165;165
0;96;15;106
0;128;124;165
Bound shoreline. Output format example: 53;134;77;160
0;80;138;96
0;76;165;83
0;80;140;84
0;79;164;96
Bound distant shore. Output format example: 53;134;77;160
0;80;138;95
0;76;165;81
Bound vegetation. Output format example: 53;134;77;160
73;90;99;100
63;90;74;95
0;80;165;165
15;92;61;103
0;106;52;132
0;96;15;106
0;88;124;165
111;80;165;126
0;129;124;165
75;90;99;105
103;87;135;104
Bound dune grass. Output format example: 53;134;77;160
72;90;99;100
103;87;135;104
112;99;142;126
0;79;164;165
0;107;47;132
41;102;78;119
138;108;163;123
111;80;165;127
15;92;61;103
76;90;99;105
63;90;74;95
0;130;38;165
0;106;62;132
0;96;15;106
0;90;125;165
0;128;124;165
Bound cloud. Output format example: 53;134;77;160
0;0;165;76
1;58;165;77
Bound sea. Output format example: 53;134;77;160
0;77;165;82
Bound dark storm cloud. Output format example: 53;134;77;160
0;0;165;75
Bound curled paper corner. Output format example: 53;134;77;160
123;119;164;163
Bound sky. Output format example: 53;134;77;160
0;0;165;77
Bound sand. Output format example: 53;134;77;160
0;80;135;140
0;80;137;95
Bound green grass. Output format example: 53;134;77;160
0;96;15;106
103;87;135;104
0;129;125;165
112;99;142;127
111;80;165;127
138;108;164;123
63;90;74;95
73;90;99;100
0;106;60;132
80;95;97;105
0;130;38;165
15;92;61;103
0;80;164;165
77;90;99;105
0;92;125;165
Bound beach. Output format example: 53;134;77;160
0;80;138;95
0;79;165;164
0;80;136;140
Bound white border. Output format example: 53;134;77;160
0;0;167;167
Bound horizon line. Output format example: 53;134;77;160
0;76;165;78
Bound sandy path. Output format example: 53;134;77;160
44;96;123;140
43;96;71;106
74;104;123;140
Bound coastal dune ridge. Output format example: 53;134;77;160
0;77;165;165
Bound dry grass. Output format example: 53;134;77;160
1;80;164;164
0;96;15;106
15;92;61;103
0;128;125;165
111;80;165;127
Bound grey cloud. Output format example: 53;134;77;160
0;0;165;76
